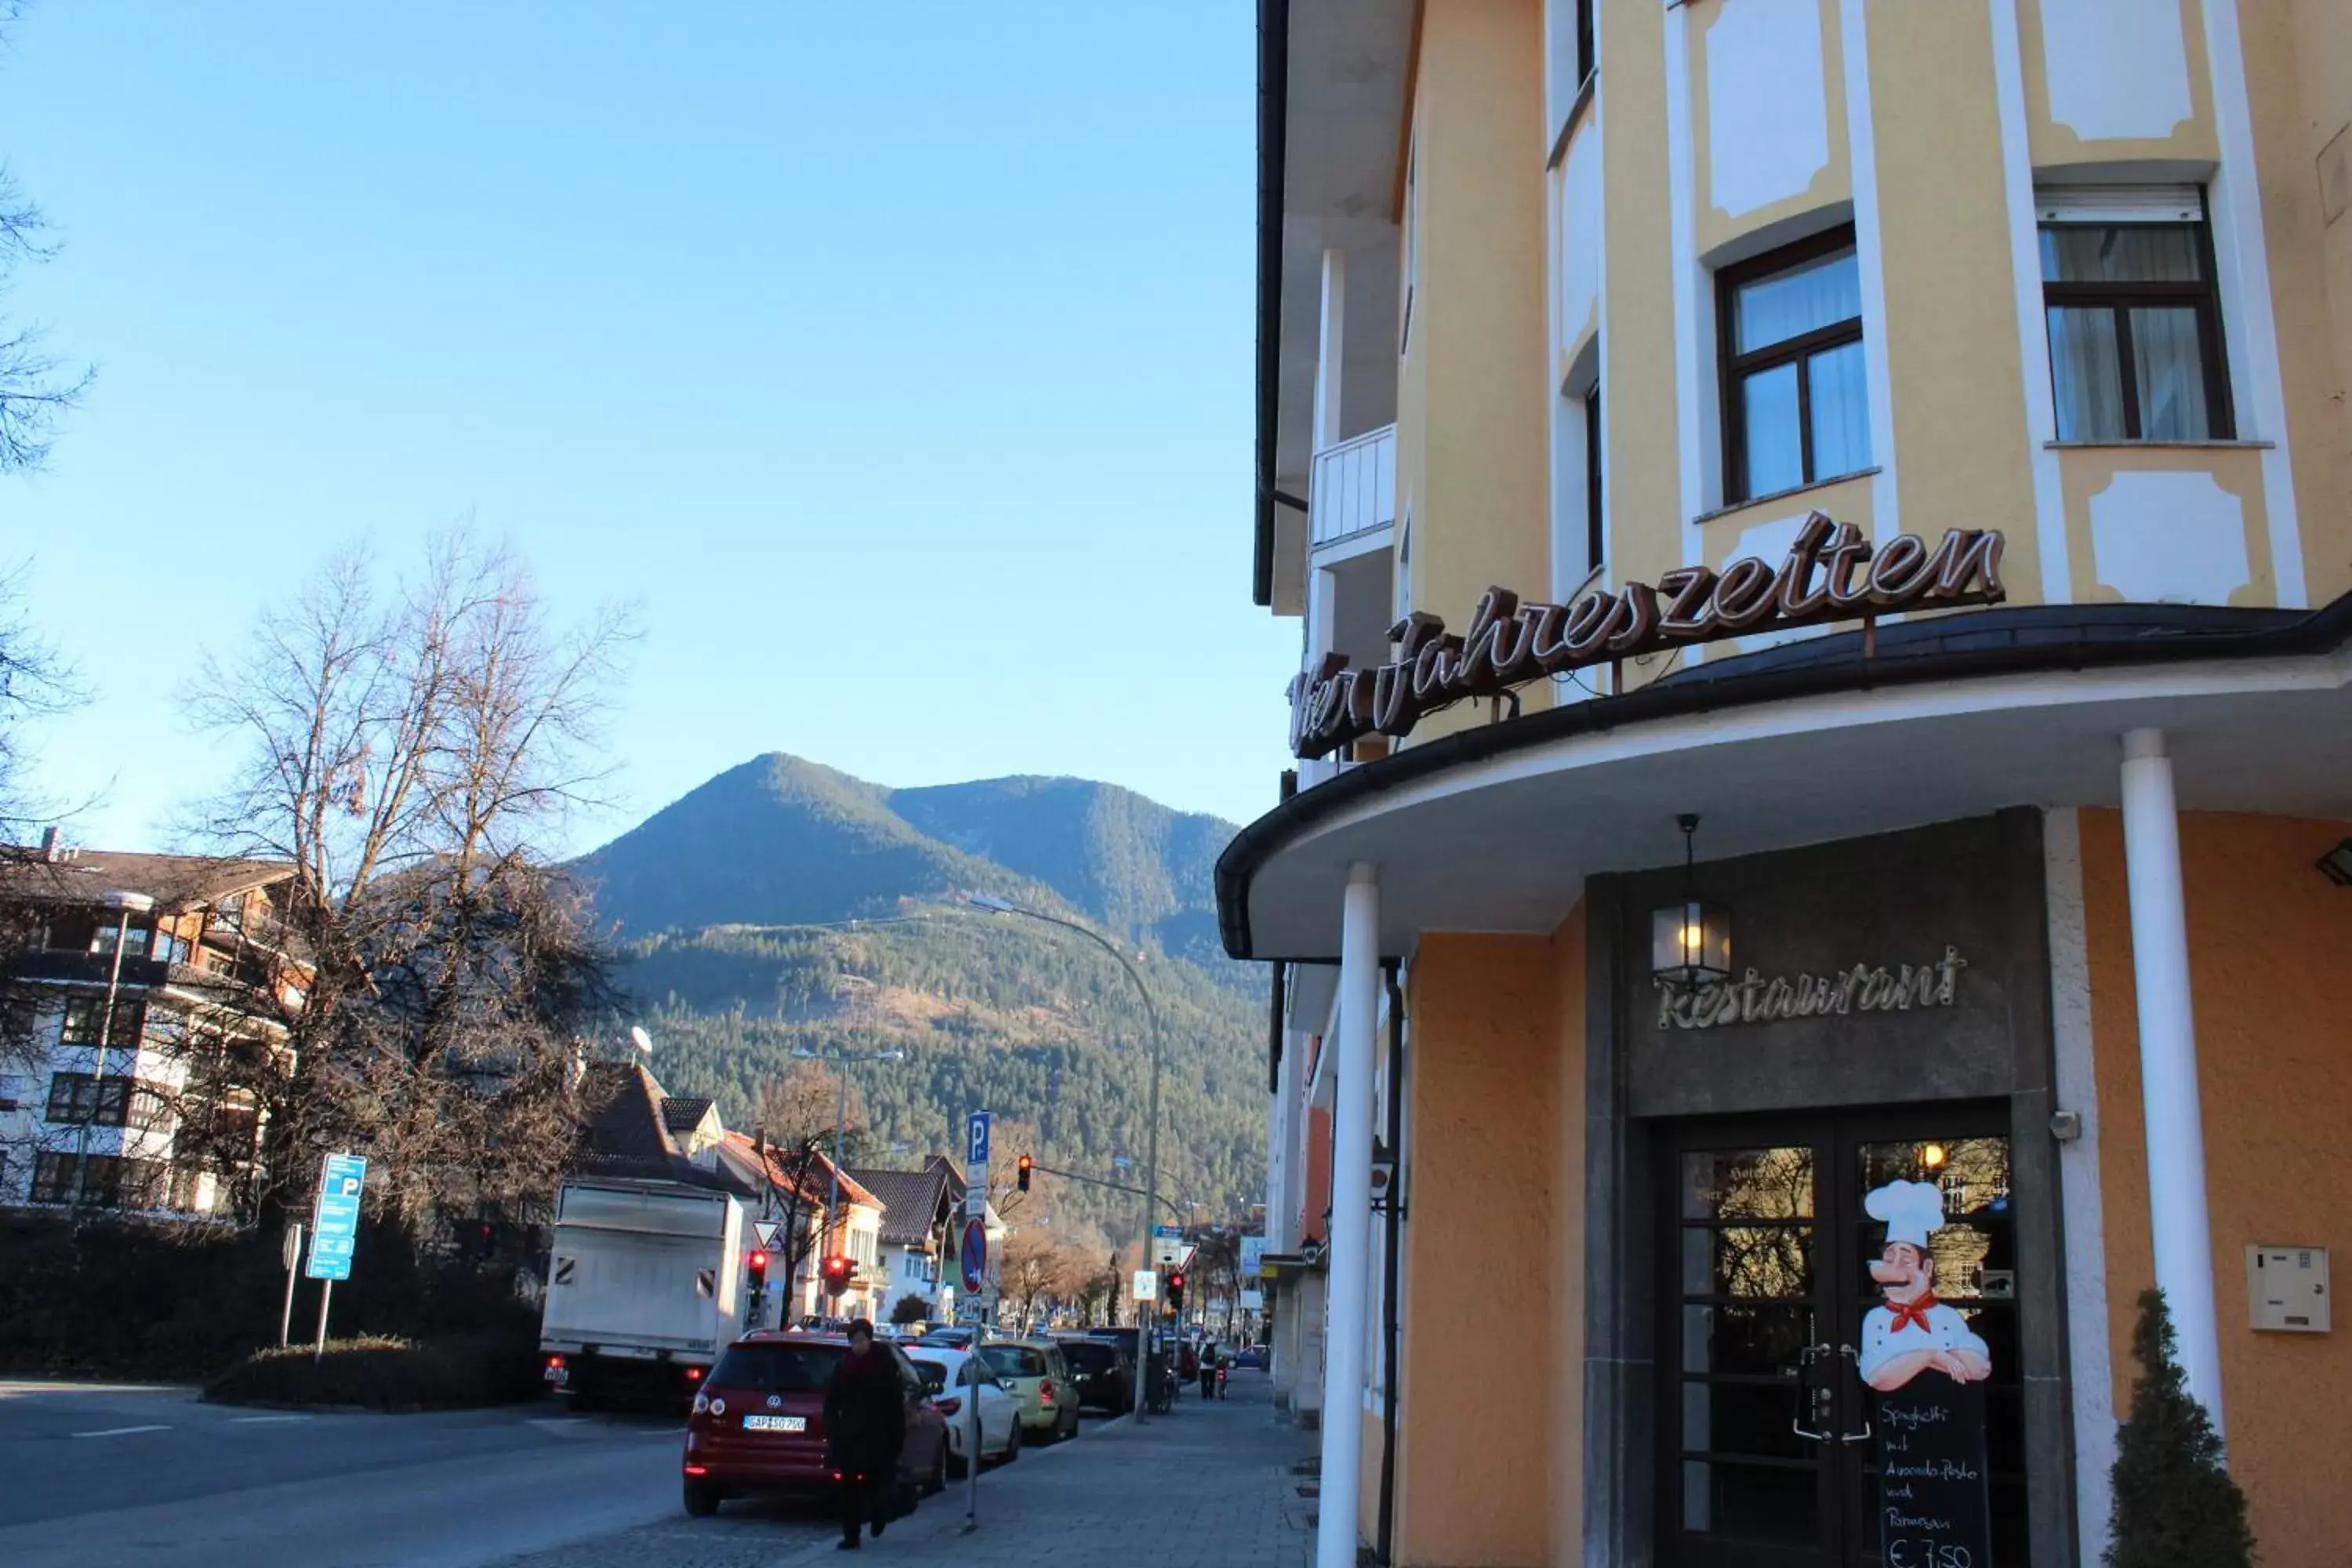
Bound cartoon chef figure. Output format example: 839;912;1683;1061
1858;1178;1992;1392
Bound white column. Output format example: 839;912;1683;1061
1316;864;1380;1568
2118;728;2226;1436
1313;248;1347;452
1269;978;1298;1255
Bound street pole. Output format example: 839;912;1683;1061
278;1221;305;1347
70;892;154;1218
956;894;1163;1425
313;1277;334;1362
794;1046;904;1321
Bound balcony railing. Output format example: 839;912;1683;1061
1309;424;1396;550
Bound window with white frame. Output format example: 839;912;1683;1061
2038;187;2231;443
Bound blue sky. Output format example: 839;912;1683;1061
0;1;1296;852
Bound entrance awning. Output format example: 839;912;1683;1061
1219;601;2352;960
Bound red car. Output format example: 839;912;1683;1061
681;1330;950;1517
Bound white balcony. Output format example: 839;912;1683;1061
1309;424;1396;556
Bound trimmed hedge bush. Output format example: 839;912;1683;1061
0;1211;541;1381
205;1330;544;1410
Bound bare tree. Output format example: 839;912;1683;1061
750;1058;866;1308
185;534;634;1233
1;5;95;477
999;1229;1086;1334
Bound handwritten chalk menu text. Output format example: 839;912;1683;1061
1874;1377;1994;1567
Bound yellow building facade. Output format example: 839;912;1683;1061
1242;2;2352;1565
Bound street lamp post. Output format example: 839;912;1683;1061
961;892;1163;1425
793;1045;905;1316
71;890;156;1218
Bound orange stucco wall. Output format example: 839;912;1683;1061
1303;1103;1333;1248
2080;809;2352;1565
1388;919;1580;1567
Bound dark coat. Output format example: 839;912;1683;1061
823;1345;907;1479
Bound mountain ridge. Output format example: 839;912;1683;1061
573;753;1266;1240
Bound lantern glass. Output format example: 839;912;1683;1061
1650;898;1732;983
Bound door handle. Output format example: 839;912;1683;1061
1790;1343;1836;1442
1835;1345;1871;1443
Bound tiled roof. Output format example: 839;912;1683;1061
0;848;294;912
574;1060;687;1180
661;1095;715;1134
847;1165;951;1247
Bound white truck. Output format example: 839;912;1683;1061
539;1178;771;1408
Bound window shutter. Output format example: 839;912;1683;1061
2035;184;2203;225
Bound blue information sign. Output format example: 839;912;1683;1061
305;1152;367;1282
966;1110;992;1168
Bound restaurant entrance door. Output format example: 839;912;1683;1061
1657;1105;2027;1568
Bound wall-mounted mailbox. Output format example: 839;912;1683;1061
2246;1245;2330;1333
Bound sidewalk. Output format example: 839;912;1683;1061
493;1369;1315;1568
772;1370;1316;1568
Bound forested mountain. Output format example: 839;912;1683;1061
572;755;1265;1239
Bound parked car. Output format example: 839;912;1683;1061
904;1346;1022;1475
916;1326;978;1350
681;1330;949;1518
978;1338;1080;1443
1051;1335;1134;1414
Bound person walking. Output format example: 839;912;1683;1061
823;1319;907;1551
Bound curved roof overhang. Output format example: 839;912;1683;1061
1218;599;2352;961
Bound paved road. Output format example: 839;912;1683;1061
0;1381;684;1567
0;1371;1312;1567
499;1370;1315;1568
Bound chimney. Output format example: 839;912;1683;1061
40;826;61;862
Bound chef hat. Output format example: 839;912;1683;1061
1865;1179;1947;1252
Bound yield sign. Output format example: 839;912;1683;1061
753;1219;781;1249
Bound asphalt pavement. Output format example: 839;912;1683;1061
497;1369;1315;1568
0;1370;1312;1568
0;1380;684;1568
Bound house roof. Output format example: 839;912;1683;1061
0;848;294;913
846;1165;951;1247
661;1095;715;1134
574;1060;712;1185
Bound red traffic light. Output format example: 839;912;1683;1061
820;1254;853;1295
1016;1153;1033;1192
746;1249;769;1286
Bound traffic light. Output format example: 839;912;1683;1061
746;1249;769;1290
821;1254;853;1296
1016;1152;1033;1192
1165;1269;1185;1310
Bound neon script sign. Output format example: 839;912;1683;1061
1287;514;2005;760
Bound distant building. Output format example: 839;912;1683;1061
567;1059;890;1323
0;838;308;1219
848;1157;960;1320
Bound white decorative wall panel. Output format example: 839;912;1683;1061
1559;107;1603;353
1707;0;1831;218
1716;508;1834;656
2040;0;2193;141
2088;471;2249;604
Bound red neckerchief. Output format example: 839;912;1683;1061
1886;1292;1939;1334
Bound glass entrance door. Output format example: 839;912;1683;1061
1660;1108;2026;1568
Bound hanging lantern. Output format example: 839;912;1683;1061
1650;814;1732;985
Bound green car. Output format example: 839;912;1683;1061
978;1338;1080;1443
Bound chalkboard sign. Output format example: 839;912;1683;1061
1873;1376;1993;1568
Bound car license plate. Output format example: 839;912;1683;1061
543;1366;568;1385
742;1414;805;1432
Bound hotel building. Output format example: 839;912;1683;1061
1238;2;2352;1565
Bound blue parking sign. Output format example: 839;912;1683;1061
305;1152;368;1281
967;1110;991;1168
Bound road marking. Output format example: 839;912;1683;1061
229;1414;312;1424
71;1424;171;1438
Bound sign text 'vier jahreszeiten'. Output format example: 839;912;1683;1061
1287;514;2005;760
